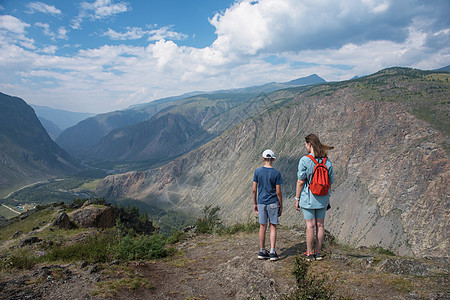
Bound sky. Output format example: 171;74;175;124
0;0;449;113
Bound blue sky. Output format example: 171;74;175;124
0;0;449;113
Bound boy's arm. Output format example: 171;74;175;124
252;181;258;214
276;184;282;217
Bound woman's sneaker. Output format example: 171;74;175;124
303;252;314;262
258;249;270;259
315;253;326;261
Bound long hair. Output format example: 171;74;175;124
305;134;334;158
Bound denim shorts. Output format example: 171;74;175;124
301;207;327;220
258;203;279;225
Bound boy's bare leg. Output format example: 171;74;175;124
259;223;268;249
270;223;277;250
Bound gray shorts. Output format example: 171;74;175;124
258;203;279;225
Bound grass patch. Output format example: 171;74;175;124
0;209;55;242
0;205;21;219
94;276;153;298
78;179;102;191
370;246;396;256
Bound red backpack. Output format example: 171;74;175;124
306;155;330;196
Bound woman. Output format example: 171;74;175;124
295;134;334;261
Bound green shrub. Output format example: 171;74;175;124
196;205;222;234
46;230;117;263
222;217;259;235
115;234;172;260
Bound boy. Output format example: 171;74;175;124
252;149;283;261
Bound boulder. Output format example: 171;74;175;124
19;236;41;247
70;206;115;229
52;212;74;229
378;258;431;276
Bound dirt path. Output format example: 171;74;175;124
117;229;303;299
1;228;448;299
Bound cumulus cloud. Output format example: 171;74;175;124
26;2;62;16
209;0;450;55
72;0;130;29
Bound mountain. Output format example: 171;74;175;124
82;92;269;167
56;101;176;158
31;104;95;131
38;117;63;140
96;67;449;258
433;64;450;72
56;75;324;161
213;74;326;94
0;93;83;196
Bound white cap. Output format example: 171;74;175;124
262;149;276;159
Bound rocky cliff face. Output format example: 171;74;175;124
96;68;449;257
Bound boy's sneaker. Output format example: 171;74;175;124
269;251;279;261
258;250;270;260
303;252;314;262
315;253;326;261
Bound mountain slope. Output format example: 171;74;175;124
38;117;63;140
31;104;95;131
96;68;449;257
0;93;83;195
56;102;175;157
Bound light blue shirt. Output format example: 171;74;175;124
297;154;334;209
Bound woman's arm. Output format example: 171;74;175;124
295;179;305;211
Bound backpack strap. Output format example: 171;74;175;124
306;154;318;164
306;154;327;165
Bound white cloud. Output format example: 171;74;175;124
0;15;35;49
26;2;62;16
57;27;68;40
35;22;54;39
102;25;187;41
209;0;448;55
72;0;130;29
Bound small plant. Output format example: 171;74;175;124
115;234;173;260
221;217;259;235
285;255;334;300
370;246;396;256
196;205;222;234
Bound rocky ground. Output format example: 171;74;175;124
0;228;448;299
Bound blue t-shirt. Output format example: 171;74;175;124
297;154;334;209
253;167;283;205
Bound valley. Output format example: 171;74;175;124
0;68;449;258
